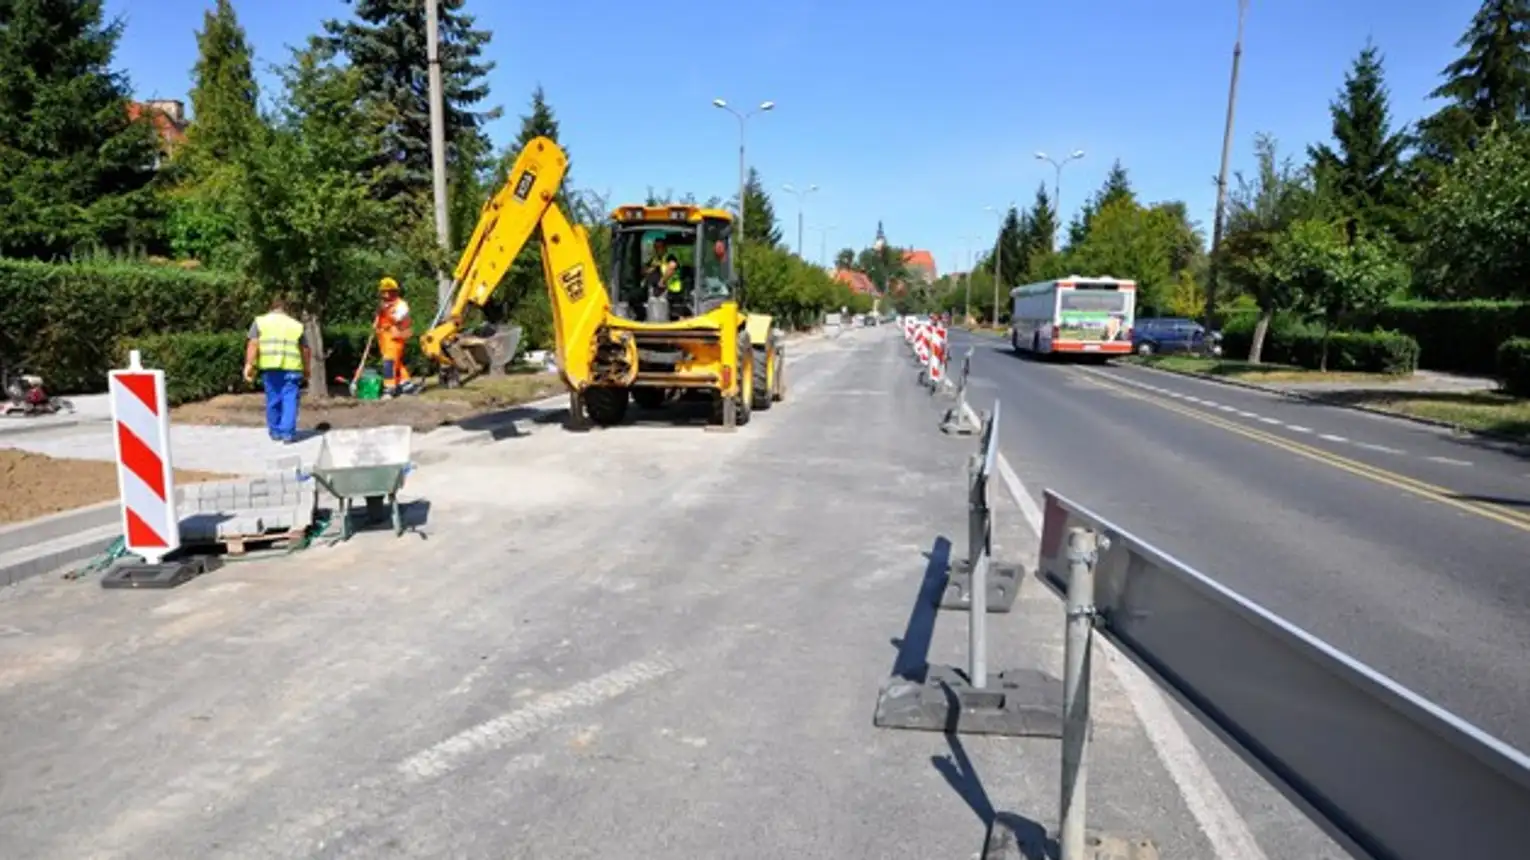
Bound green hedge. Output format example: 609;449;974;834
1355;300;1530;376
1498;338;1530;396
1221;316;1420;374
0;258;264;394
121;324;438;405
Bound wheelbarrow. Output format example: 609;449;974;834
307;426;414;539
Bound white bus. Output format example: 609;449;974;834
1009;276;1137;358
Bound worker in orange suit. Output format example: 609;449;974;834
375;277;418;397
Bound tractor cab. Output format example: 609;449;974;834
608;204;736;322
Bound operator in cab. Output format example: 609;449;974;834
375;276;418;398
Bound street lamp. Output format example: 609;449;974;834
1035;149;1085;251
983;204;1011;326
781;183;819;258
712;98;775;242
812;223;837;269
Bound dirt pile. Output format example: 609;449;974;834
0;449;231;526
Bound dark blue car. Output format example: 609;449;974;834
1131;317;1222;356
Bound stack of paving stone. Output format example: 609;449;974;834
178;457;316;547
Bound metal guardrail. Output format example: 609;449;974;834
1037;489;1530;860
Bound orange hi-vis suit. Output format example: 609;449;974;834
375;277;413;391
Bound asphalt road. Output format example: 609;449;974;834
0;327;1238;860
950;330;1530;755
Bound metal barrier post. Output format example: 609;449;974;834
968;550;989;687
1060;527;1099;860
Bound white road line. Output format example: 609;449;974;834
398;657;678;782
1218;404;1238;413
991;443;1268;860
1354;442;1405;455
1235;410;1258;418
1428;456;1473;466
1288;425;1313;434
1258;417;1281;425
1318;434;1347;443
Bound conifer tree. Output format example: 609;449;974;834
1417;0;1530;163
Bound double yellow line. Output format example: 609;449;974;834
1073;368;1530;535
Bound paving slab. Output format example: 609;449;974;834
0;327;1235;860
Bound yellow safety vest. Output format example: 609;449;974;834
254;312;305;371
665;270;683;294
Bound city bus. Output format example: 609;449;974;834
1009;276;1136;358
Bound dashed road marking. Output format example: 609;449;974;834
1258;417;1281;425
1288;425;1313;434
1319;434;1347;443
1429;456;1473;466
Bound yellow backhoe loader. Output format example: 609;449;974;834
419;136;786;429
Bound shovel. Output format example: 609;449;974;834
346;331;375;397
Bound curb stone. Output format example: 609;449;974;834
1123;361;1530;450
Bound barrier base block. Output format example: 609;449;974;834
938;558;1021;612
940;406;980;435
873;664;1063;737
101;555;220;590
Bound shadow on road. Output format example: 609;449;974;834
932;701;1057;860
888;536;951;683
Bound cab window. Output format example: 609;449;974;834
698;218;733;300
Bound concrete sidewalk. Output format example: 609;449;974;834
0;326;1210;859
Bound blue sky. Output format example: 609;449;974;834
110;0;1479;276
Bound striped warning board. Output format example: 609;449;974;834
108;351;179;564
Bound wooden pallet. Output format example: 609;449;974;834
183;528;306;556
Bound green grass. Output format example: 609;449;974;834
1126;354;1404;385
1338;391;1530;441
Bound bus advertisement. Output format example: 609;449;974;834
1009;276;1136;358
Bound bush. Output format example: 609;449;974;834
1351;300;1530;375
120;324;440;405
1498;338;1530;396
1221;315;1419;374
0;258;264;394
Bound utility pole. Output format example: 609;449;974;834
1035;150;1086;252
1205;0;1250;333
963;238;974;323
425;0;452;310
713;99;775;243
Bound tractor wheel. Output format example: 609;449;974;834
584;387;629;427
631;387;667;410
751;343;773;411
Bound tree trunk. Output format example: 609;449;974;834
1320;319;1331;373
303;313;328;397
1248;309;1273;364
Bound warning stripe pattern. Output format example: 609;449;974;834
110;371;172;549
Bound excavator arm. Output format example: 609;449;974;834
420;136;630;389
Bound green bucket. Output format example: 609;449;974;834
355;368;383;400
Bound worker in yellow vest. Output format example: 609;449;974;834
242;295;312;443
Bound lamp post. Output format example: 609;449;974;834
1205;0;1250;334
983;205;1010;326
1034;149;1085;252
814;224;837;269
782;183;819;257
962;237;977;323
712;98;775;242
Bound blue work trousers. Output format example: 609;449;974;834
261;369;303;441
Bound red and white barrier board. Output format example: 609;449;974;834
928;325;947;383
109;351;179;564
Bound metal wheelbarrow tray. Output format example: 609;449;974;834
308;426;414;539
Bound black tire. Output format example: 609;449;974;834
631;387;666;410
584;387;629;426
751;343;773;411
